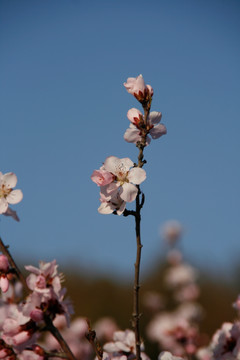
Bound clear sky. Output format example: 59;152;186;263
1;0;240;280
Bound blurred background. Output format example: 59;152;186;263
0;0;240;347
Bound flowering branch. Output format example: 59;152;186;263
91;74;167;360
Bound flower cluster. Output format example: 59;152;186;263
0;259;73;359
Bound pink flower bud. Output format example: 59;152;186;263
0;255;9;272
91;170;114;186
30;309;44;322
13;331;31;345
0;276;9;293
0;349;9;359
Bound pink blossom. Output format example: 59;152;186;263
147;309;199;357
25;260;61;296
94;317;119;342
91;169;115;187
124;109;166;144
165;264;198;289
103;329;149;360
124;74;153;102
0;172;23;214
0;255;9;272
161;220;183;245
211;321;240;360
0;277;9;293
102;156;146;203
0;255;10;293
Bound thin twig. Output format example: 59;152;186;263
44;316;77;360
85;319;103;360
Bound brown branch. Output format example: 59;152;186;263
85;319;103;360
44;316;77;360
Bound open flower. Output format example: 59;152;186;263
0;172;23;214
124;109;167;144
102;156;146;203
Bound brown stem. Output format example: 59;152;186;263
85;319;103;360
44;316;76;360
132;186;143;360
132;100;151;360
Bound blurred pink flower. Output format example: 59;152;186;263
0;255;10;293
158;351;184;360
211;321;240;360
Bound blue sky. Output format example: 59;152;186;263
0;0;240;280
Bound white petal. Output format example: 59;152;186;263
127;108;142;123
120;183;138;202
148;111;162;125
128;168;146;185
124;127;141;143
98;203;114;214
103;342;118;352
2;172;18;188
120;157;134;170
0;199;8;214
150;124;167;139
100;183;119;200
103;156;120;175
6;189;23;204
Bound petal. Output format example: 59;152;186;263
26;273;37;291
103;156;120;175
124;127;141;143
150;124;167;139
0;277;9;293
2;172;17;188
148;111;162;125
128;168;146;185
104;156;134;175
0;199;8;214
25;265;41;274
127;108;142;123
6;189;23;204
100;182;119;200
120;183;138;202
98;203;114;214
